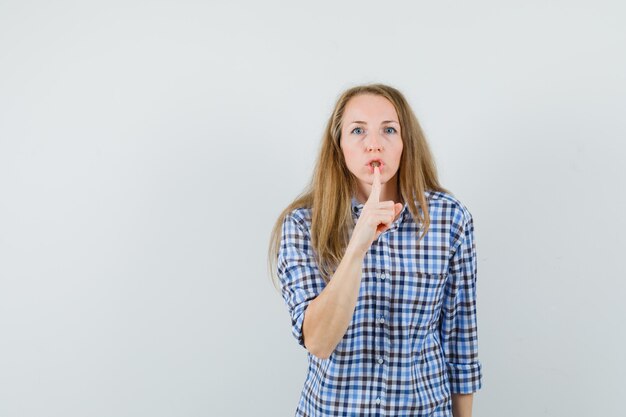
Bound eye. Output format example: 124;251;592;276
384;127;397;134
351;127;364;135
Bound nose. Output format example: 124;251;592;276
366;132;383;151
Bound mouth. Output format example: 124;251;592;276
366;159;384;173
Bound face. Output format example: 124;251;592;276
339;93;403;202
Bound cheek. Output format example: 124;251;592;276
342;148;359;167
395;144;403;163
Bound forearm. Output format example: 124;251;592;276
302;243;366;359
451;393;474;417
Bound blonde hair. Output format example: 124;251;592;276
267;83;451;291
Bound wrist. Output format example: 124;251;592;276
345;242;367;261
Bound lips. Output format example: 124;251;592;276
366;159;384;173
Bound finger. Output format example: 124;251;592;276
374;201;394;209
372;211;396;227
372;205;400;219
367;165;381;204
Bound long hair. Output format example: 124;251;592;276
267;83;451;291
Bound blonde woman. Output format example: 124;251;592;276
268;83;483;417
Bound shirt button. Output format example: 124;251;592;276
379;272;386;280
375;397;381;405
378;317;385;324
378;357;384;364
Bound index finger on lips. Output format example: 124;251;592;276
367;165;381;204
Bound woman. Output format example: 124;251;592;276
267;83;483;417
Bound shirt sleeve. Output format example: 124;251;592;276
276;212;327;350
439;208;483;394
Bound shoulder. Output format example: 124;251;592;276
425;190;475;253
282;206;313;236
424;189;473;226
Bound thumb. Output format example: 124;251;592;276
395;203;403;214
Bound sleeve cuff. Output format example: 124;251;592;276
290;301;309;349
447;361;483;393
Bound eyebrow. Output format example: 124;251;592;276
349;120;399;125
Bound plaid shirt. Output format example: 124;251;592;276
277;190;482;417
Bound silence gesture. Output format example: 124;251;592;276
348;165;403;254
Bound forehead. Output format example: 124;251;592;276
343;94;398;122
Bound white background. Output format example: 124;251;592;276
1;1;625;416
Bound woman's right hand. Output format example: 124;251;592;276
348;165;403;255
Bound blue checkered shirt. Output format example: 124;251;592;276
277;190;483;416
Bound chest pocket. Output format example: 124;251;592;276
393;270;447;329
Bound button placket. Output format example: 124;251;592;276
374;236;391;412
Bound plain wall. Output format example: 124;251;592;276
1;1;625;416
